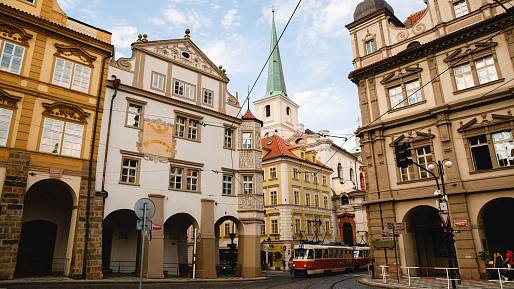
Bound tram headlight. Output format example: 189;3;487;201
303;264;306;268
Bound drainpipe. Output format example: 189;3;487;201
83;54;111;279
101;76;121;196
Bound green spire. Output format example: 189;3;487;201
265;9;287;98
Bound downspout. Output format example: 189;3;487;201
101;76;121;195
83;53;111;279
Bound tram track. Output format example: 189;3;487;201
327;273;366;289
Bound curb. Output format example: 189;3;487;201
359;277;425;289
0;276;267;286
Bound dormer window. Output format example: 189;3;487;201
453;1;469;18
365;39;376;55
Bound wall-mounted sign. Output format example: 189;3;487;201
372;239;394;248
454;220;468;228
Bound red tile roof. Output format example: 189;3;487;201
241;109;263;124
404;8;427;28
261;135;332;170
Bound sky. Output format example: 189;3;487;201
58;0;427;149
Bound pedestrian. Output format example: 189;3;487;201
288;255;293;275
494;252;505;280
504;249;513;281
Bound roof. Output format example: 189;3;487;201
353;0;394;22
261;136;333;170
404;8;427;28
264;10;287;99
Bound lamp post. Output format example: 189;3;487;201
413;159;459;289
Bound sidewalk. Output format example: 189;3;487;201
360;276;514;289
0;275;267;286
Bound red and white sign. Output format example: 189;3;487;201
439;211;450;227
454;220;468;228
152;223;162;230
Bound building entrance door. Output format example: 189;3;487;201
15;220;57;276
343;222;354;245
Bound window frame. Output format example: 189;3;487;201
125;99;145;129
0;107;15;147
51;57;92;93
269;167;277;179
452;0;470;19
393;137;436;184
222;174;234;196
38;116;85;158
242;175;254;194
270;190;278;205
119;156;141;185
174;112;202;142
168;164;202;193
0;41;25;75
364;38;377;56
202;88;214;107
271;218;279;235
293;190;300;205
265;105;271;117
173;78;196;100
223;127;234;149
151;71;166;92
242;131;253;150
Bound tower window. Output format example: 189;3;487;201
286;107;290;116
265;105;271;117
364;39;376;55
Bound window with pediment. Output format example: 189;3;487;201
0;22;33;75
0;90;21;147
459;114;514;172
51;44;96;93
381;67;424;110
39;102;89;158
445;42;501;92
391;131;435;183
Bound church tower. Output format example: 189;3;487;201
254;10;300;139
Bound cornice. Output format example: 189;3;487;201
348;10;513;83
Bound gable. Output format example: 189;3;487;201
134;38;228;82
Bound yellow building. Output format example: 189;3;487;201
260;135;333;270
0;0;112;279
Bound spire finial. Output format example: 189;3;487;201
264;5;287;99
272;5;275;14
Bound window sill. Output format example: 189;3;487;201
172;93;196;102
124;124;142;130
119;181;140;186
168;188;202;194
222;193;236;197
223;146;235;151
453;78;504;95
175;135;201;143
396;177;434;185
469;165;514;174
389;99;427;113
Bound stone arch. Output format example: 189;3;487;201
214;216;244;276
476;197;514;256
102;209;138;276
402;205;448;274
163;213;199;277
15;179;75;277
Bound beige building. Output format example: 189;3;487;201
0;0;113;280
347;0;514;279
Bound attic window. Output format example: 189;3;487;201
181;52;190;59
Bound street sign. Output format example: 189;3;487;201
134;198;155;219
454;220;468;228
152;223;162;230
136;219;152;231
439;211;450;227
386;222;406;235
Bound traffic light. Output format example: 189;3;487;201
394;142;412;168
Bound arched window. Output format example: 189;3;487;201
349;168;354;182
286;107;290;115
337;163;343;179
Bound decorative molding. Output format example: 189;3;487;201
42;102;90;123
0;21;33;45
444;42;497;63
380;67;422;84
54;43;97;65
390;130;435;146
458;113;514;132
227;91;239;107
0;89;21;108
111;57;132;72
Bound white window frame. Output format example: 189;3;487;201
175;115;200;141
224;128;234;149
169;166;183;190
186;168;199;192
365;39;376;55
305;193;311;207
293;190;300;205
492;130;514;167
202;89;213;106
416;146;433;179
222;174;233;195
0;108;13;147
271;218;279;235
39;117;84;158
454;63;474;90
475;56;498;85
173;79;196;100
269;167;277;179
151;72;165;91
120;156;139;185
52;57;91;93
323;195;328;209
270;191;278;205
243;175;253;194
126;102;143;128
0;42;25;74
453;0;469;18
388;85;404;108
242;132;253;149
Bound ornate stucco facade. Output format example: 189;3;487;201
347;0;514;279
97;31;264;278
0;0;113;280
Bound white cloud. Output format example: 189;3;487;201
111;25;138;57
162;7;212;30
200;34;255;74
212;3;222;9
57;0;77;10
221;9;241;30
148;17;165;26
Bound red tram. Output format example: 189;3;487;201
292;244;371;277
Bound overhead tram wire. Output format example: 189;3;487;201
317;18;513;170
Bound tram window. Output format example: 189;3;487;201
315;249;322;259
307;250;314;259
295;249;306;259
328;249;332;258
353;250;359;258
337;249;343;258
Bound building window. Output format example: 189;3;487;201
325;221;330;233
0;108;13;146
389;80;422;109
307;220;312;235
120;157;139;185
0;42;24;74
265;105;271;117
243;175;253;194
271;219;278;234
492;131;514;167
453;63;474;90
295;219;301;234
242;132;252;149
453;0;469;18
175;115;200;141
261;223;266;235
322;175;327;186
314;194;319;207
305;193;311;206
286;107;290;116
224;128;234;149
151;72;165;91
364;39;376;55
293;168;300;180
39;117;84;158
186;169;199;191
270;191;278;205
203;89;213;106
313;172;318;184
341;195;349;205
52;58;91;93
405;80;422;105
304;171;310;182
169;166;183;190
323;195;328;209
337;163;342;178
416;146;433;179
270;167;277;179
173;79;195;100
469;135;493;170
294;191;299;205
475;56;498;85
224;223;231;236
126;102;143;128
223;174;233;195
400;166;415;182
